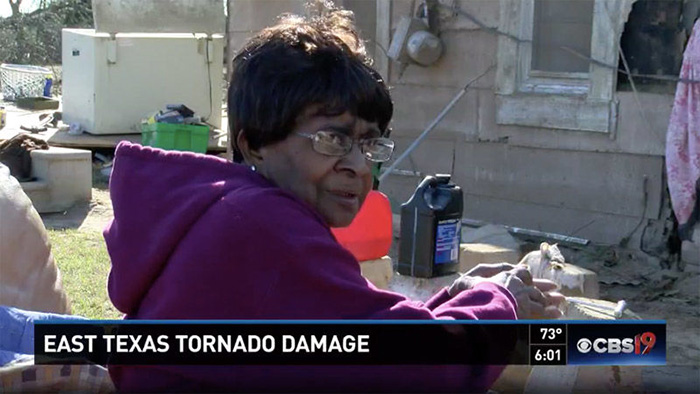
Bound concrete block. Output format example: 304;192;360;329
19;180;52;217
22;147;92;213
459;243;520;272
538;263;599;299
360;256;393;290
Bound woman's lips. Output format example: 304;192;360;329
328;190;360;209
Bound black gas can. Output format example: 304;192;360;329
397;174;463;278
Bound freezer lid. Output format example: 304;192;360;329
92;0;225;35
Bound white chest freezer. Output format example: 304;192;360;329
61;28;224;135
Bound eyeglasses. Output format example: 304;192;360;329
295;130;395;163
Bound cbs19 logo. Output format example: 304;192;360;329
576;332;656;355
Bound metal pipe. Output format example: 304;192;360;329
567;298;627;318
387;169;422;177
461;218;590;246
378;65;494;183
507;226;590;246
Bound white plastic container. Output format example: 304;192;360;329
61;29;224;135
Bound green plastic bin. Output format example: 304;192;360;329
141;122;210;153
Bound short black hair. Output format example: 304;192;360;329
227;7;393;163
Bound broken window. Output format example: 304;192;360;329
617;0;692;93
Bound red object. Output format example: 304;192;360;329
331;190;393;262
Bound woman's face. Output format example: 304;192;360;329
256;108;378;228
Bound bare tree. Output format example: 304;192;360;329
8;0;22;17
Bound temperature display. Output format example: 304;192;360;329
530;324;567;345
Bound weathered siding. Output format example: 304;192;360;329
379;0;672;245
225;0;674;245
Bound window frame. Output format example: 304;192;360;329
495;0;633;133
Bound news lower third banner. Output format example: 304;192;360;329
33;320;665;366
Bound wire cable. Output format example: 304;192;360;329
204;35;214;123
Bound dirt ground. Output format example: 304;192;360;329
41;187;113;232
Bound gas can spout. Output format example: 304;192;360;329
435;174;451;183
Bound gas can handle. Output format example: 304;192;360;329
416;175;437;191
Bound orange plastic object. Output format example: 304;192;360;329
331;190;393;262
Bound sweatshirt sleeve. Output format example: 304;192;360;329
249;194;518;322
247;193;517;392
111;190;517;393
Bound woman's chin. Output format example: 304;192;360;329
325;213;356;228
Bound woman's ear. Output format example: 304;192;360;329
236;130;264;167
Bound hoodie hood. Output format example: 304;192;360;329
104;142;279;314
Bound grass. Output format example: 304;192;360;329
48;229;122;320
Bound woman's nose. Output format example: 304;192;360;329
337;143;371;176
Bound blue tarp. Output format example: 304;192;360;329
0;306;86;366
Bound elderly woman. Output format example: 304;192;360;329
105;6;562;393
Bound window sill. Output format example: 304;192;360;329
495;94;618;133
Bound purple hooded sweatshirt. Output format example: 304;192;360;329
105;142;518;393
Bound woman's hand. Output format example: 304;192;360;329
448;263;565;319
447;263;518;296
488;267;564;319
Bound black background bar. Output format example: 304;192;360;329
35;323;530;366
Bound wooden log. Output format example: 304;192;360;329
459;243;520;272
387;272;460;302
